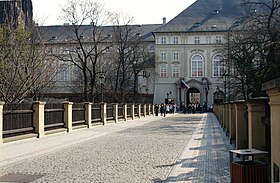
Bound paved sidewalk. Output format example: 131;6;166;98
0;116;160;167
0;113;233;182
166;113;234;182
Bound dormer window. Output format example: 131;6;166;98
212;10;219;14
250;8;257;13
211;25;217;29
194;22;201;27
50;36;57;40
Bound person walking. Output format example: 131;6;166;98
162;104;167;117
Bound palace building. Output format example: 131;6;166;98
152;0;253;107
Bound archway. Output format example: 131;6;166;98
186;88;200;105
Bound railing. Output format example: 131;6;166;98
44;103;64;131
107;103;114;121
0;102;154;143
92;103;101;123
118;104;123;119
3;103;33;138
72;103;86;126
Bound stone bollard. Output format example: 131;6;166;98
33;101;46;138
263;78;280;182
0;102;5;144
246;98;268;150
101;103;107;125
84;102;92;128
152;104;155;115
234;101;247;149
113;103;118;123
63;101;73;132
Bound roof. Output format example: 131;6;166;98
37;24;162;43
153;0;266;33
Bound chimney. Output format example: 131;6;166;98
163;17;166;24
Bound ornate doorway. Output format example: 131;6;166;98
186;88;200;105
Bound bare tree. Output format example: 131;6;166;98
224;0;280;101
110;15;153;102
0;24;57;103
57;0;114;102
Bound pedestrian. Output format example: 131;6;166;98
160;103;164;116
163;104;167;117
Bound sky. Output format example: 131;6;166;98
32;0;196;26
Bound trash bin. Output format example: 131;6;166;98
229;149;269;183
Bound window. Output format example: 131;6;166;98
215;35;222;44
173;36;179;44
213;54;224;77
160;65;167;77
191;54;204;77
60;64;69;81
194;36;200;44
173;51;179;61
160;51;167;61
172;65;180;77
160;37;167;44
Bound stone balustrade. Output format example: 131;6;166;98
0;102;154;144
212;78;280;181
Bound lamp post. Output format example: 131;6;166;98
99;72;105;103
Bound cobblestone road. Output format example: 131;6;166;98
0;114;204;183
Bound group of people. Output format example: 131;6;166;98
154;101;208;116
181;101;208;114
154;103;177;117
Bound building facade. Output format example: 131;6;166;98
152;0;251;107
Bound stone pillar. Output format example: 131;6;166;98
123;103;127;121
33;101;46;138
234;101;247;149
144;104;147;117
148;104;151;116
113;103;118;123
229;103;236;144
0;102;5;144
224;103;230;134
138;104;141;119
263;78;280;182
84;102;92;128
101;103;107;125
246;98;267;150
63;101;73;132
152;104;155;115
131;104;135;120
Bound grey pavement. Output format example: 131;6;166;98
0;113;233;183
